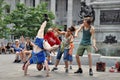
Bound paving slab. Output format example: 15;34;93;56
0;54;120;80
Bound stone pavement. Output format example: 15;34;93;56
0;54;120;80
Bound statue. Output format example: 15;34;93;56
78;1;95;24
103;34;117;44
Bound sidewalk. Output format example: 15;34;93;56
0;54;120;80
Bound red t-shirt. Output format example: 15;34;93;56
44;31;61;46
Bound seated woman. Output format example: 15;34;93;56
13;39;23;63
0;42;7;54
5;42;14;54
22;37;33;62
23;21;59;77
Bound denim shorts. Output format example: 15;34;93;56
63;49;69;61
68;54;73;62
29;51;45;64
56;48;63;60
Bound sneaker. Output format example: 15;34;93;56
13;60;17;63
70;66;72;69
74;68;83;73
89;68;93;76
17;60;21;63
51;67;58;71
65;68;68;73
44;66;46;70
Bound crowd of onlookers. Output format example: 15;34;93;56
0;41;14;54
0;36;33;63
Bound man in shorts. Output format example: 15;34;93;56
74;17;98;76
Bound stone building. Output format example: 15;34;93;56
4;0;120;42
4;0;120;55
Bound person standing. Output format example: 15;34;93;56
52;26;75;73
74;17;98;76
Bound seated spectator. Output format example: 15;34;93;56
5;42;14;54
20;36;26;50
0;42;7;54
13;39;23;63
23;37;33;62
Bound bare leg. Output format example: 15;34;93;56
76;54;81;68
74;54;83;73
55;59;60;67
44;60;49;77
88;52;93;76
88;53;92;68
36;21;47;38
16;53;19;60
64;61;68;73
24;61;30;76
19;52;24;62
23;50;31;62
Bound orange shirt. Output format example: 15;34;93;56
69;42;74;55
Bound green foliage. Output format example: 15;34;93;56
4;2;55;38
0;0;9;38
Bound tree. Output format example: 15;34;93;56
0;0;9;38
5;2;55;38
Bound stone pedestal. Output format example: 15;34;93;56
90;1;120;42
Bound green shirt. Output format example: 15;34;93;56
80;27;91;45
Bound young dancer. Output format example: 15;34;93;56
23;21;59;77
52;26;75;73
74;17;98;76
44;28;61;65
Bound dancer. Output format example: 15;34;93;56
52;26;75;73
51;33;63;71
74;17;98;76
44;28;61;65
23;21;59;77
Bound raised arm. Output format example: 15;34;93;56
54;28;66;35
74;24;84;37
43;41;59;51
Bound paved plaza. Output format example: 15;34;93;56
0;54;120;80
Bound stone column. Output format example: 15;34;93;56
94;8;100;27
67;0;73;27
86;0;91;5
20;0;25;4
35;0;40;7
10;0;16;11
26;0;31;7
50;0;56;24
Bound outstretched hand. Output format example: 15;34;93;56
93;45;98;52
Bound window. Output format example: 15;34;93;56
33;0;35;7
66;0;68;11
55;0;58;11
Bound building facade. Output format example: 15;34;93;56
4;0;120;42
4;0;120;56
